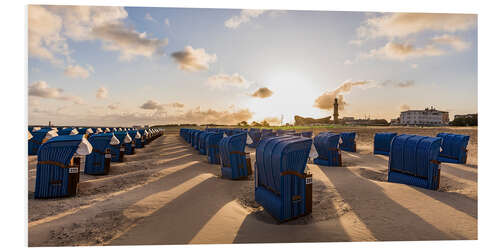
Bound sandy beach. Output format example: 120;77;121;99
28;127;477;246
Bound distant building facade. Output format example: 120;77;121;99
399;107;449;126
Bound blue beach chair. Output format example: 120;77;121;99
85;133;114;175
219;132;252;179
340;132;357;152
34;134;92;198
248;128;262;148
373;132;397;156
206;132;224;164
28;128;58;155
388;134;442;190
436;133;469;164
312;132;342;166
255;135;313;222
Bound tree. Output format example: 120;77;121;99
237;121;248;127
251;121;261;127
262;120;270;127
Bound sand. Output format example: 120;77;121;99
28;127;477;246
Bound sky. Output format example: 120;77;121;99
28;5;478;126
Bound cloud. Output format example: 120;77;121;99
169;102;184;108
46;5;128;41
180;107;252;125
108;103;119;110
29;105;252;127
164;18;170;26
96;87;108;99
28;6;129;65
225;9;266;29
140;100;165;110
145;13;156;22
140;100;185;111
29;6;168;64
171;46;217;72
349;39;363;46
28;5;67;64
28;81;84;104
431;34;470;51
207;73;249;88
395;80;415;88
356;13;476;39
92;23;168;61
251;87;273;98
380;80;416;88
400;104;411;111
64;64;91;78
314;80;371;110
362;41;444;61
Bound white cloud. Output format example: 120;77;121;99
206;73;250;88
64;64;91;78
145;13;156;22
140;100;165;110
349;40;363;46
108;103;119;110
357;13;476;39
28;6;168;64
225;9;266;29
46;5;128;41
362;41;444;61
28;81;84;104
431;34;470;51
28;5;67;65
140;100;185;111
96;87;108;99
251;87;273;98
314;80;372;110
92;23;168;61
171;46;217;72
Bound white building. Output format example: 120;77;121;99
399;107;449;126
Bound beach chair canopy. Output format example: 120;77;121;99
248;129;262;148
28;128;59;155
255;135;312;221
206;132;224;164
313;132;342;166
114;131;133;144
301;131;313;138
85;133;114;175
59;128;78;136
374;132;397;156
219;132;250;179
35;134;92;198
436;133;469;164
388;134;442;190
340;132;356;152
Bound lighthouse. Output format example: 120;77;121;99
333;98;339;124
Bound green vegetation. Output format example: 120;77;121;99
449;116;478;126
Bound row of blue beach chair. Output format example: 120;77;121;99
372;132;469;190
29;126;163;198
180;128;314;222
179;128;470;222
180;128;253;179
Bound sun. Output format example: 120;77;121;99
245;72;324;124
